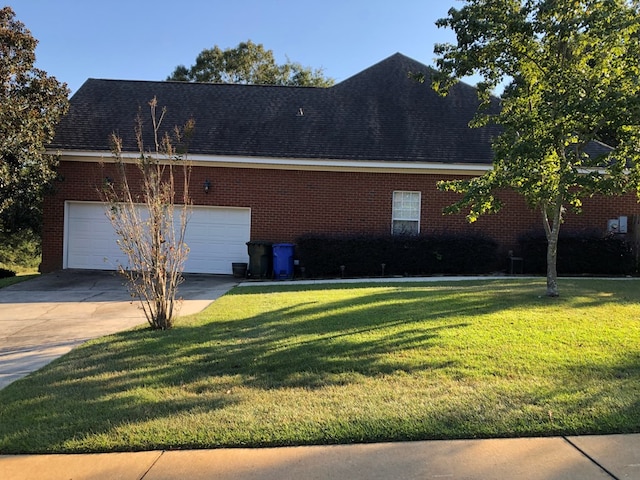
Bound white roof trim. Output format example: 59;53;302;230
47;149;493;175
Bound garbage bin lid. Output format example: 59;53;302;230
246;241;273;246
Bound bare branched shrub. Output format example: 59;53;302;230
102;97;194;330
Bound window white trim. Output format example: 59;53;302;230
392;191;421;235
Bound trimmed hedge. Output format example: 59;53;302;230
296;233;499;278
518;230;636;275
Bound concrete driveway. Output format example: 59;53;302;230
0;270;237;389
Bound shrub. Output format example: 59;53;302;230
296;233;499;278
0;229;41;273
518;230;635;275
101;98;193;330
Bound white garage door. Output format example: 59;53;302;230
64;202;251;274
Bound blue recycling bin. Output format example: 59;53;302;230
272;243;295;280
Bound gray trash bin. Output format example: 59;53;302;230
246;241;273;279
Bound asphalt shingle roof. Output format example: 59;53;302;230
50;53;501;164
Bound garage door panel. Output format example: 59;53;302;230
66;202;250;274
192;228;249;244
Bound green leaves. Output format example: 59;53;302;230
434;0;640;217
167;40;334;87
0;7;69;233
434;0;640;295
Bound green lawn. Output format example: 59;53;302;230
1;278;640;453
0;274;39;289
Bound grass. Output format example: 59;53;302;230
0;274;39;289
1;278;640;453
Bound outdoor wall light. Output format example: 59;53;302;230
203;179;211;193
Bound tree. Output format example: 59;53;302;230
0;7;69;234
431;0;640;296
102;98;194;330
167;40;334;87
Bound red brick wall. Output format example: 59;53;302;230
40;161;640;272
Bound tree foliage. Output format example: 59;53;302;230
103;98;193;330
0;7;69;234
167;40;334;87
432;0;640;296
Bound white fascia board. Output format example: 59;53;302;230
49;149;493;175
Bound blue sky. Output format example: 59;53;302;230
10;0;461;95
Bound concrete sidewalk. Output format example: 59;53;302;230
2;434;640;479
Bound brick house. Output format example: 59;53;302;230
41;53;639;274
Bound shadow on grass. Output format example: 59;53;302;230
1;278;639;452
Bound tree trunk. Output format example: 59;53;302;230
546;229;559;297
542;198;563;297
